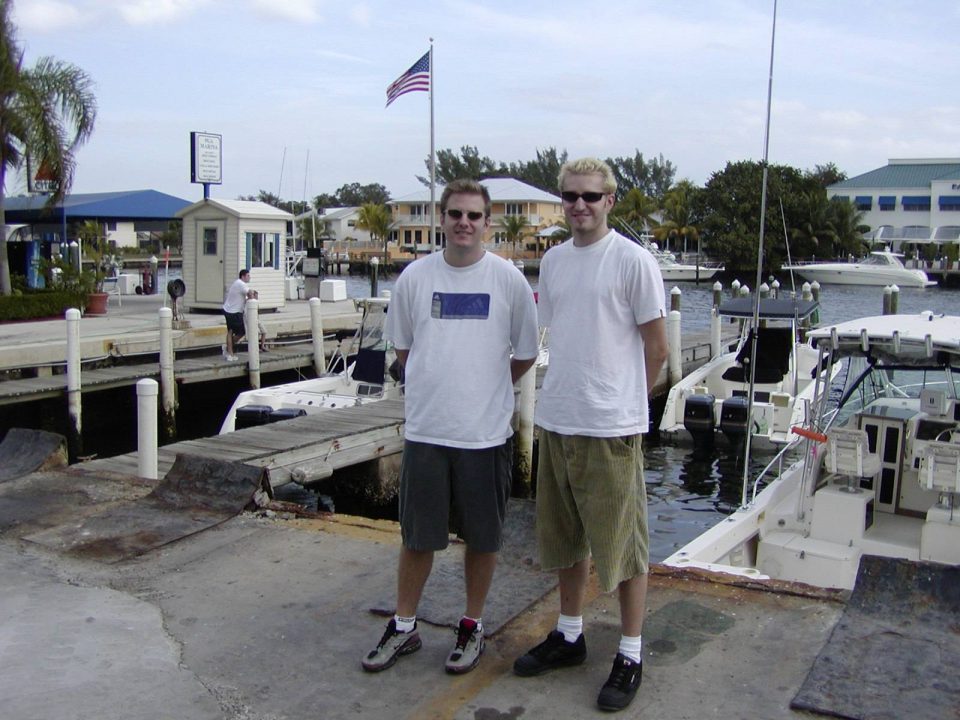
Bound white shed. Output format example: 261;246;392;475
177;198;292;311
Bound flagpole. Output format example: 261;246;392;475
428;39;436;253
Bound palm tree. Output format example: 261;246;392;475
0;0;97;295
355;203;392;265
654;181;700;257
610;187;660;234
499;214;529;259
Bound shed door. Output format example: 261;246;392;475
196;221;225;303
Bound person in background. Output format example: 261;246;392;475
222;269;256;362
361;179;539;675
513;157;668;712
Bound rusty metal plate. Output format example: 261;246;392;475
24;454;266;563
791;556;960;720
0;428;67;483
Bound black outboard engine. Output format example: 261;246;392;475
683;394;716;447
235;405;307;429
719;396;750;444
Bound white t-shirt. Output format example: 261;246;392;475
223;278;249;313
535;230;665;436
385;251;540;449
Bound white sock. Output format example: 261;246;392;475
394;614;416;633
556;614;583;643
618;635;642;664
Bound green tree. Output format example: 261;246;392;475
606;151;676;202
825;197;868;256
420;145;504;186
805;162;847;189
610;188;660;235
355;203;392;264
696;160;814;273
0;0;97;295
499;214;529;259
334;182;390;206
654;180;701;256
506;147;568;193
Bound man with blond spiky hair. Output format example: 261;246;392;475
514;157;667;712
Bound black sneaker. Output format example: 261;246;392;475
513;630;586;676
597;653;642;712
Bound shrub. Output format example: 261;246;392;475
0;290;87;322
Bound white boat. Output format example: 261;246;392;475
659;296;841;451
219;298;402;434
664;312;960;590
782;250;935;288
653;248;724;282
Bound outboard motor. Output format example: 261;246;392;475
719;396;750;444
235;404;274;429
683;394;716;447
269;408;306;422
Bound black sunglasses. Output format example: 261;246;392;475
445;208;485;221
561;191;606;204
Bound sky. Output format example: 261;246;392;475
9;0;960;204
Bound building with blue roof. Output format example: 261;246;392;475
827;159;960;249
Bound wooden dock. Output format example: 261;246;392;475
0;342;322;406
82;399;406;488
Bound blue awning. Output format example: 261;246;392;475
855;196;872;203
938;195;960;204
902;196;931;206
878;195;896;204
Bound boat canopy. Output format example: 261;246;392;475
718;297;818;320
808;313;960;366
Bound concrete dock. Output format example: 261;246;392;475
0;460;844;720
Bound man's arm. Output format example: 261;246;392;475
395;348;410;368
510;356;536;384
639;316;668;396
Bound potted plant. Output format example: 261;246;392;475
78;220;110;315
943;242;959;270
922;242;937;269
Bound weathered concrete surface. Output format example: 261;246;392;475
0;488;845;720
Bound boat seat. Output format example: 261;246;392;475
919;440;960;493
826;427;881;492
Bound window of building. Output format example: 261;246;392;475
902;196;931;212
404;230;413;243
106;221;117;231
855;196;872;211
410;204;424;217
202;227;218;255
247;232;279;268
938;196;960;211
878;195;896;211
505;203;523;216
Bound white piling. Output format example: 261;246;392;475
711;306;722;359
516;364;536;495
65;308;82;455
245;298;260;389
712;281;723;309
158;307;176;438
670;286;682;312
668;309;682;387
310;297;325;374
137;378;158;480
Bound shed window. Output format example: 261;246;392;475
247;232;280;269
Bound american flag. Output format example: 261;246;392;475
385;51;430;107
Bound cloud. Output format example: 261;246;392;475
116;0;203;25
14;1;83;33
249;0;322;24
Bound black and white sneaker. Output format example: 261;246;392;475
513;630;586;676
361;619;422;672
597;653;642;711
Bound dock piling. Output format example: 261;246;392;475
370;256;379;298
309;298;325;374
711;307;721;359
515;364;536;497
158;307;177;440
65;308;82;458
712;281;723;309
668;309;682;387
245;299;261;389
137;378;158;480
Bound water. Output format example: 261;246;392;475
341;270;960;561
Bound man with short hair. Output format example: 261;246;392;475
361;179;539;675
222;269;256;361
513;158;668;712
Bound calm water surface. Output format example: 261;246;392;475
341;271;960;561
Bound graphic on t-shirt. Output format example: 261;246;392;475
431;292;490;319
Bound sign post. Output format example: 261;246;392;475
190;131;222;199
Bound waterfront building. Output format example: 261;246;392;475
828;158;960;258
387;178;564;260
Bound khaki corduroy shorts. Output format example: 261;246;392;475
535;429;649;592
